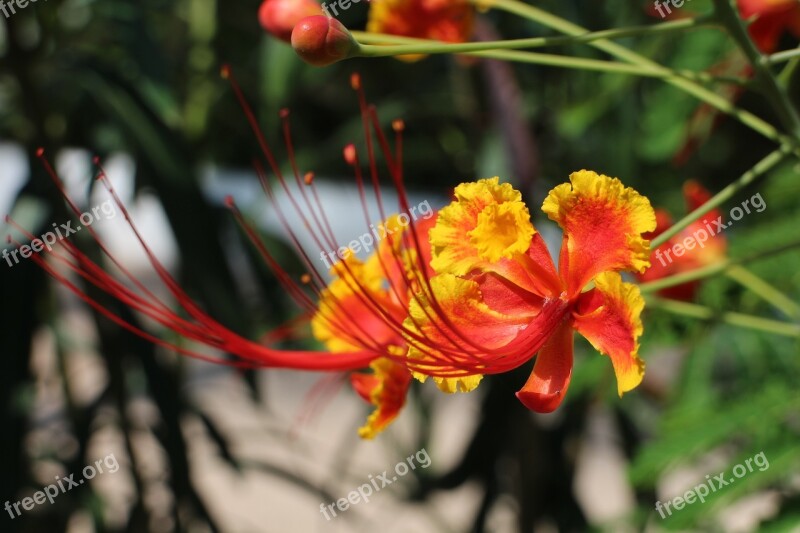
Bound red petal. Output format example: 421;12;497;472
515;319;574;413
351;373;381;403
573;273;645;396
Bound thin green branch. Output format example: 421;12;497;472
765;47;800;65
640;261;731;294
476;0;797;148
725;265;800;320
354;32;747;85
646;296;800;337
639;236;800;294
357;15;715;54
650;146;792;248
356;41;733;83
711;0;800;140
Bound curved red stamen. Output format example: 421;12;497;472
23;68;567;385
32;153;378;371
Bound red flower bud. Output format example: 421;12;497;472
258;0;323;43
291;16;359;67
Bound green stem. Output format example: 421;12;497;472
646;296;800;337
765;47;800;65
356;42;732;83
357;15;715;54
650;146;792;248
640;261;731;294
725;264;800;320
711;0;800;140
477;0;797;147
639;237;800;294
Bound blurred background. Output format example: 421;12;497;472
1;0;799;531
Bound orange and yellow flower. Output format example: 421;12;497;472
368;0;473;42
399;173;655;413
22;75;656;439
367;0;474;60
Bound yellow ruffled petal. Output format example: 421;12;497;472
352;354;413;439
412;357;483;395
572;271;646;396
430;177;536;275
427;374;483;393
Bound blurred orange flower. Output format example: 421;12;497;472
637;181;728;301
367;0;474;60
737;0;800;52
259;0;323;42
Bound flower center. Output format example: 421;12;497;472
468;202;534;262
